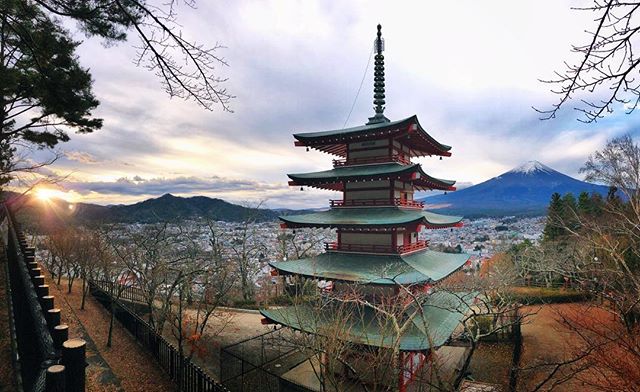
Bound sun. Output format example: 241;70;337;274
35;188;67;202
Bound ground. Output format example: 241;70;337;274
517;303;620;391
49;279;175;392
468;342;512;388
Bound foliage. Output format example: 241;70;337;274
0;0;232;187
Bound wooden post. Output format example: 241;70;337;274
30;267;42;278
24;246;35;257
62;339;86;392
42;296;55;312
53;325;69;350
47;308;61;332
27;261;38;270
34;275;45;287
45;365;66;392
38;285;50;298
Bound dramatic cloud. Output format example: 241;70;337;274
16;1;638;208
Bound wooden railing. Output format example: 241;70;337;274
332;154;411;167
325;240;428;255
330;198;424;208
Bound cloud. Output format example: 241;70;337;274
29;0;629;208
64;151;100;164
63;175;283;197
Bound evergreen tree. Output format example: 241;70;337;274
0;0;231;186
1;2;102;185
543;192;565;241
577;191;592;215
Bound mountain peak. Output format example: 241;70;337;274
509;160;554;175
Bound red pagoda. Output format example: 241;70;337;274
261;25;471;391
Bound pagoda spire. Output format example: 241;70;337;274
368;24;390;124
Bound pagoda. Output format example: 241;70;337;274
261;25;471;391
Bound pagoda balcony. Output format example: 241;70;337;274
324;240;428;255
330;198;424;209
332;154;411;167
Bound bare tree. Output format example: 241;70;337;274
31;0;233;112
538;1;640;122
525;135;640;391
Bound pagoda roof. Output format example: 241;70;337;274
293;115;452;158
288;163;456;191
279;208;463;229
270;250;470;285
260;291;473;351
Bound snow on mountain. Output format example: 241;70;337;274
509;160;554;175
419;161;610;217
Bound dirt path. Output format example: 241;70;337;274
51;279;175;392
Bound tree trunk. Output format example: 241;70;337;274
107;299;115;347
80;277;87;310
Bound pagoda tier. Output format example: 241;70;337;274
293;115;451;158
279;207;463;229
269;251;470;285
287;162;456;192
260;291;474;352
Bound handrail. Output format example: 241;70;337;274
325;240;428;255
330;198;424;208
332;154;411;167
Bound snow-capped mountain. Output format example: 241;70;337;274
419;160;611;217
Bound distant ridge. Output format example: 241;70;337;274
419;160;611;217
5;192;282;224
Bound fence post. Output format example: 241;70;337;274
42;296;55;312
47;308;61;333
45;364;66;392
53;325;69;350
62;339;86;392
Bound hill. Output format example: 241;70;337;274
420;161;611;217
4;193;281;224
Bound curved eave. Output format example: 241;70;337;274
292;115;452;158
279;208;464;229
260;291;474;351
269;250;470;286
287;164;457;192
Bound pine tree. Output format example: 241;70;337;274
543;192;565;241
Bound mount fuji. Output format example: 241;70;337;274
420;161;611;217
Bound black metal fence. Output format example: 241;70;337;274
90;279;147;304
88;280;228;392
220;328;313;392
4;208;57;392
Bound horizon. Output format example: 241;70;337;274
11;1;639;209
22;159;598;209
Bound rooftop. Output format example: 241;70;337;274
270;250;470;285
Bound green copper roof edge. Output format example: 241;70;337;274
278;208;463;228
269;250;470;285
287;163;456;187
293;115;452;153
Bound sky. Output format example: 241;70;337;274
21;1;640;208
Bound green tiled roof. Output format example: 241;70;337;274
270;250;470;285
288;163;456;190
280;208;463;228
260;291;474;351
293;115;451;153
